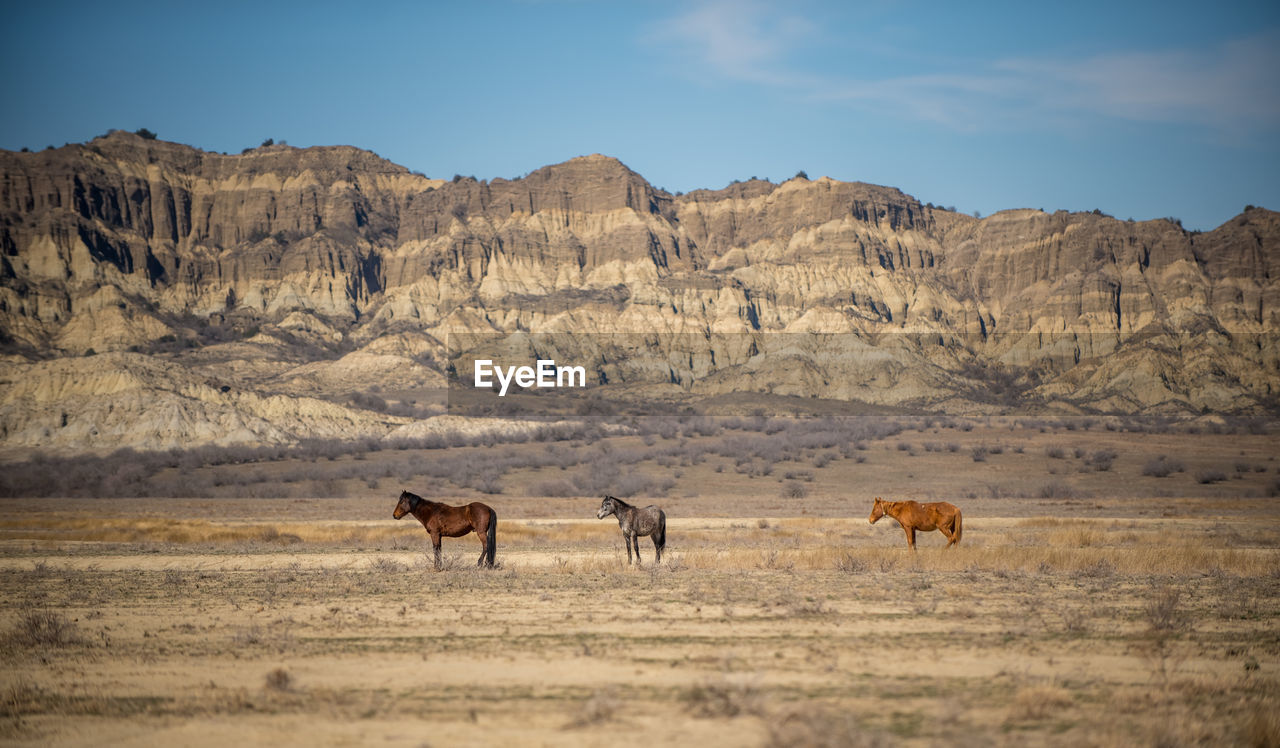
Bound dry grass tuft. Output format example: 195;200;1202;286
1008;684;1074;721
767;705;886;748
1243;701;1280;747
563;689;619;729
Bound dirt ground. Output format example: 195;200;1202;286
2;489;1279;747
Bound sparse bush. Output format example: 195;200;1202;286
682;680;763;718
1087;449;1116;471
1038;481;1078;499
1145;588;1189;635
349;391;388;412
526;478;577;497
264;668;292;691
782;481;807;499
971;446;988;462
9;610;81;648
1045;445;1066;459
1195;469;1227;484
834;554;866;573
565;689;619;728
1143;456;1184;477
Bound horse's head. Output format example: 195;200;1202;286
868;497;885;524
393;490;419;520
596;495;617;520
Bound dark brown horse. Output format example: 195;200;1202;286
393;490;497;569
596;495;666;565
868;497;962;550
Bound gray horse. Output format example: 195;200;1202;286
596;495;666;564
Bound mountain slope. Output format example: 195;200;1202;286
1;131;1276;450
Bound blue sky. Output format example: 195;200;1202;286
2;0;1277;230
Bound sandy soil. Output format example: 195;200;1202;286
2;495;1279;747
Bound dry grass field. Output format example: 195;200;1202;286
2;421;1279;746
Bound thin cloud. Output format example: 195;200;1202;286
649;2;1280;137
826;33;1280;135
996;33;1280;133
647;0;817;87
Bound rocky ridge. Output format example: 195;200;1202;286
1;131;1276;451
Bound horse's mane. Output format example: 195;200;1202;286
603;494;633;509
400;490;438;507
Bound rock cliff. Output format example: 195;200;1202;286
1;131;1276;450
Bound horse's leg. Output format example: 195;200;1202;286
624;532;633;564
631;533;641;565
942;520;958;548
431;532;443;570
652;535;662;564
475;528;487;567
905;526;917;550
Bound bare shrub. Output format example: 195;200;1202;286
1087;449;1116;471
9;610;82;648
1195;469;1227;484
526;478;577;497
1143;456;1184;477
835;554;866;573
1038;481;1078;499
971;446;988;462
564;689;619;729
782;481;808;499
264;668;292;692
682;679;763;718
1146;589;1189;635
370;556;408;574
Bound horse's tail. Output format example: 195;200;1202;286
953;508;963;546
485;507;498;566
656;510;667;553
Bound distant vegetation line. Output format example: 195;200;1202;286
2;414;1273;500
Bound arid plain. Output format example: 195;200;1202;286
3;418;1278;747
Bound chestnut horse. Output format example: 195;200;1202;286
596;495;666;565
868;497;962;550
392;490;497;569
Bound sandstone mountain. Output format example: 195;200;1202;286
1;131;1276;451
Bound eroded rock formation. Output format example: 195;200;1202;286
1;131;1276;449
